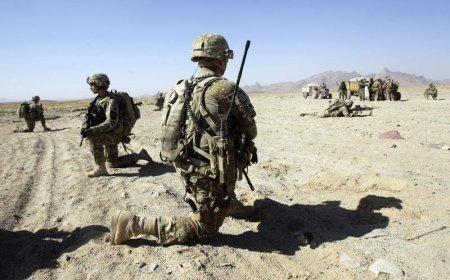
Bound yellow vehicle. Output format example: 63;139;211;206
345;76;368;97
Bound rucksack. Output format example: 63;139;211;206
160;76;220;163
111;90;140;135
17;102;30;118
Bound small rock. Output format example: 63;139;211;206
148;263;158;272
194;259;203;270
441;145;450;150
340;253;361;268
139;262;146;269
379;130;402;140
121;192;129;198
391;144;397;148
369;259;404;277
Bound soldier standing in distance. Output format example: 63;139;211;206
359;79;366;101
110;33;258;246
338;81;347;100
82;73;152;177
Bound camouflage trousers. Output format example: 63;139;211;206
88;133;138;167
25;115;47;131
153;161;238;245
319;106;351;118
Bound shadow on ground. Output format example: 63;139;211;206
0;225;108;279
213;195;402;255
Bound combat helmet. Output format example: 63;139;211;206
31;95;40;101
191;33;234;62
86;73;110;88
344;99;353;107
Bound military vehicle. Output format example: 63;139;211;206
301;82;332;99
345;76;368;98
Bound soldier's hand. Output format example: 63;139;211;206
80;128;87;137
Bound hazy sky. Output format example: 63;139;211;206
1;0;449;100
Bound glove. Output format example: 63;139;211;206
80;128;94;137
251;147;258;164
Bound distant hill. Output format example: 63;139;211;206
243;68;449;93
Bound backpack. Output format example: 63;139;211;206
17;102;30;118
111;90;140;135
160;77;221;163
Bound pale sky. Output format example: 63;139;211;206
1;0;449;101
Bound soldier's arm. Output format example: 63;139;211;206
91;98;120;133
230;88;257;140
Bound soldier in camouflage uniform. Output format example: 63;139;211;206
368;78;374;101
384;77;398;101
424;83;438;100
338;81;347;100
153;92;164;111
359;79;366;101
17;96;51;132
300;99;354;118
82;73;152;177
371;79;383;101
110;33;258;246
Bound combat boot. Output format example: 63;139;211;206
110;210;157;245
137;149;153;163
226;199;256;219
43;127;51;131
86;163;108;177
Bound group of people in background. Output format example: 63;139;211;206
338;77;401;101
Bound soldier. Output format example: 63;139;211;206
371;79;383;101
368;78;374;101
16;96;51;132
358;78;366;101
424;83;438;100
300;99;354;118
338;81;347;100
384;78;394;101
110;33;258;246
82;73;152;177
153;92;164;111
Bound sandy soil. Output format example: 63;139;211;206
0;92;449;280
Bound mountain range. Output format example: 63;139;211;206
242;68;450;93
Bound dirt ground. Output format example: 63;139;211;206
0;91;449;280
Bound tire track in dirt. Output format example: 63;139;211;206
0;134;43;230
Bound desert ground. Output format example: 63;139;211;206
0;90;449;280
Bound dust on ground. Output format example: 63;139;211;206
0;92;449;279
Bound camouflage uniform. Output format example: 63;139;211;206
359;79;366;101
384;79;395;101
338;81;347;100
371;79;383;101
318;99;352;117
83;93;141;168
20;96;50;132
424;84;438;100
299;99;353;118
83;73;152;177
368;78;374;101
111;33;257;246
154;92;164;111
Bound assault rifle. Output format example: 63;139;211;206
221;40;254;192
351;104;373;116
79;98;105;146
